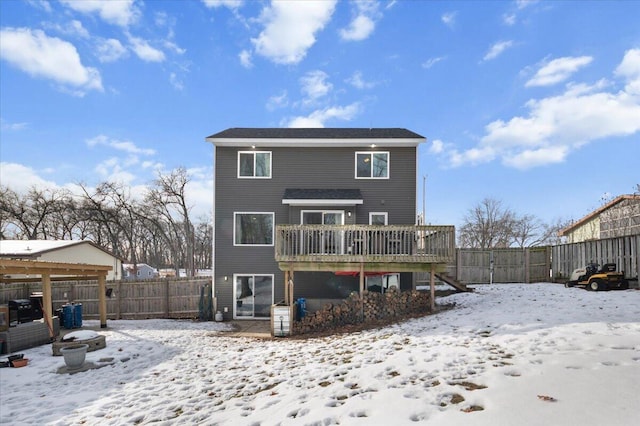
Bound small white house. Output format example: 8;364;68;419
0;240;122;281
123;263;159;280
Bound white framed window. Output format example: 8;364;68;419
369;212;388;225
234;212;274;246
238;151;271;178
355;151;389;179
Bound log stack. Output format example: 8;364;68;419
292;288;431;335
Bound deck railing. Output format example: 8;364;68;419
275;225;455;264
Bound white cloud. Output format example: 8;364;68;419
284;103;360;128
300;70;332;103
517;0;539;10
128;35;166;62
26;0;52;13
503;146;569;169
503;13;517;26
239;49;252;68
503;0;539;26
0;27;103;94
201;0;244;9
526;56;593;87
266;91;288;111
340;1;380;41
422;56;445;69
60;0;140;27
340;15;375;41
163;40;186;55
346;71;376;89
251;0;337;64
482;40;514;61
0;162;58;193
94;157;137;184
429;139;445;154
169;72;184;91
44;20;90;38
68;20;89;38
1;118;28;131
614;48;640;95
449;146;496;168
96;38;128;63
441;12;456;28
444;50;640;170
86;135;156;156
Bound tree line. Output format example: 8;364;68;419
0;167;211;277
457;197;569;249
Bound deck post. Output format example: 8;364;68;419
42;274;54;338
98;273;108;328
288;271;294;306
430;263;435;312
284;270;289;304
359;262;365;320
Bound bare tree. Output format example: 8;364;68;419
194;218;213;269
1;168;211;275
0;185;71;239
458;198;516;248
77;183;126;260
145;167;195;276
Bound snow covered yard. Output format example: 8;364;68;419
1;283;639;425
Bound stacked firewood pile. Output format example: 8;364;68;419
292;288;431;335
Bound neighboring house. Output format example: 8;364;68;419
206;128;455;320
0;240;122;281
123;263;159;280
559;194;640;243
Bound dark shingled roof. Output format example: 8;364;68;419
207;128;424;140
283;189;363;200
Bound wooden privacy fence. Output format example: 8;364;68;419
551;235;639;281
418;247;552;284
0;278;210;320
420;236;639;285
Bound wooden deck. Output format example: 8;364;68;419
275;224;455;272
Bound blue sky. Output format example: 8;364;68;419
1;0;639;229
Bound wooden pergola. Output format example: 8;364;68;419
0;259;112;335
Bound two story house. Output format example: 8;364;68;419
206;128;454;320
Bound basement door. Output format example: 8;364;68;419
234;274;274;319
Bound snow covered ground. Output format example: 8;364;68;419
1;283;639;425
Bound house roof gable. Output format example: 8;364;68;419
206;128;425;147
0;240;121;260
558;194;640;236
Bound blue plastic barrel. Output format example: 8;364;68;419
74;303;83;328
297;298;307;319
62;304;74;329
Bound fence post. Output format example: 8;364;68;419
165;279;170;318
116;280;122;320
525;248;530;284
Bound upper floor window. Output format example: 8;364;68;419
234;212;274;246
238;151;271;178
355;152;389;179
369;212;388;225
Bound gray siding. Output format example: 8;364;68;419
214;146;417;319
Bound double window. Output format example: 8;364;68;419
234;212;274;246
238;151;271;178
356;151;389;179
